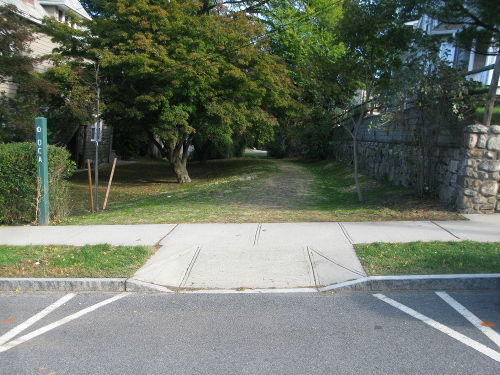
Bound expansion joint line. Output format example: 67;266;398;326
308;247;365;277
338;223;354;244
179;246;201;288
306;247;319;288
253;223;262;246
431;221;461;239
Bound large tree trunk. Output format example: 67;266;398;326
171;151;191;183
147;131;192;184
169;136;192;183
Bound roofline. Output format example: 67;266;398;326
38;0;91;20
0;0;43;24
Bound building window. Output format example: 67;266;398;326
58;9;64;22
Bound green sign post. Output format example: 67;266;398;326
35;117;49;225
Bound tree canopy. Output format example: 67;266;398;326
47;0;296;182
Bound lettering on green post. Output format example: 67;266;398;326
35;117;49;225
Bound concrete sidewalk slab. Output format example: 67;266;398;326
435;214;500;242
258;223;365;286
133;223;366;289
1;215;499;291
134;224;259;287
0;224;176;246
341;221;459;244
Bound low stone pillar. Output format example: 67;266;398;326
457;125;500;213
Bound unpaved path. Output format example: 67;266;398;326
244;160;315;208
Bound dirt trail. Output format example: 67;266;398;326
245;160;315;208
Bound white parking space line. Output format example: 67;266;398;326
0;293;128;353
373;294;500;363
0;293;75;346
436;291;500;348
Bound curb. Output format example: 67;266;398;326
0;278;127;292
1;274;498;293
0;278;176;293
319;274;500;292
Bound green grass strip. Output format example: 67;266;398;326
0;244;153;278
355;241;500;276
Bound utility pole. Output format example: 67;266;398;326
483;52;500;126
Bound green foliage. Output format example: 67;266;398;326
262;1;347;158
263;0;423;158
0;143;75;224
0;5;45;143
40;62;97;144
0;5;35;80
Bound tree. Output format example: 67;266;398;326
0;5;41;142
332;0;422;201
260;1;349;159
47;0;295;183
39;61;97;145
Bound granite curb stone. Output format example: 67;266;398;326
320;274;500;292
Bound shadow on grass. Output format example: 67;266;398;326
64;158;461;224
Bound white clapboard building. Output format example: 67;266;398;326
407;14;498;89
0;0;91;96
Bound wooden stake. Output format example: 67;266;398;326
103;158;117;210
87;159;94;212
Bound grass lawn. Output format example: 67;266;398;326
0;244;153;278
355;241;500;275
61;157;463;225
475;106;500;124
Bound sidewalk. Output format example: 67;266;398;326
0;215;499;290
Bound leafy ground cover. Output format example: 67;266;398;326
0;244;153;277
62;157;462;225
355;241;500;275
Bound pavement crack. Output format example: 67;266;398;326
155;224;179;247
309;247;365;277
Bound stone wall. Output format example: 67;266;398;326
331;115;500;213
331;114;464;206
457;125;500;213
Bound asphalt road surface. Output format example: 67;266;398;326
0;291;499;375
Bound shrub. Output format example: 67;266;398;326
0;142;75;224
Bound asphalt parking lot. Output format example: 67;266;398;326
0;291;499;375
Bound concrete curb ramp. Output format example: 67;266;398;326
0;274;498;293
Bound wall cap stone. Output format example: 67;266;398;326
465;124;489;134
490;125;500;134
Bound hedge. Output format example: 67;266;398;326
0;142;75;224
